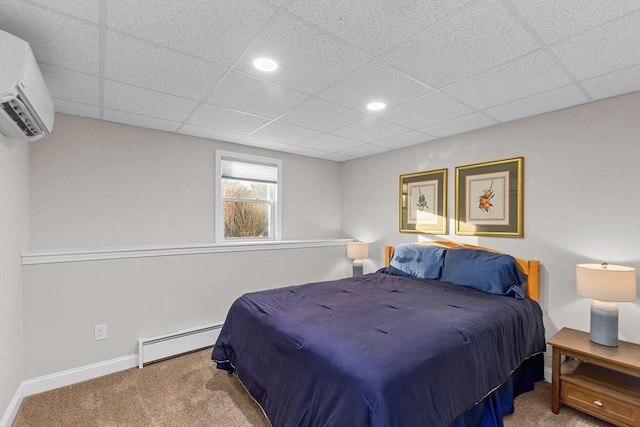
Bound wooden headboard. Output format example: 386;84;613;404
384;242;540;302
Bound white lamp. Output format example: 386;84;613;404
347;242;369;277
576;263;637;347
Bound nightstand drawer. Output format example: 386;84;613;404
561;381;640;426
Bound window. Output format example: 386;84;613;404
215;151;281;242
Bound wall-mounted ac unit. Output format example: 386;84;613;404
0;30;54;141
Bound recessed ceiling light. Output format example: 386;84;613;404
367;102;386;111
253;57;278;72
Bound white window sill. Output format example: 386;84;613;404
22;239;353;265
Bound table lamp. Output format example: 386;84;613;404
347;242;369;277
576;263;637;347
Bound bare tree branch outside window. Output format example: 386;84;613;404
223;181;269;238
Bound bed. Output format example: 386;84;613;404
212;242;546;426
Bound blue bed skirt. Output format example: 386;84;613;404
451;352;545;426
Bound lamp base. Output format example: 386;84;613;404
590;300;618;347
352;259;363;277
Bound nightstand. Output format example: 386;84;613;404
548;327;640;426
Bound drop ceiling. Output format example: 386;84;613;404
1;0;638;162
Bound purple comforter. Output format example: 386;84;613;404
212;272;545;426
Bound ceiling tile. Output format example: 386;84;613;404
104;81;199;122
419;113;498;137
249;121;322;145
186;103;269;134
52;99;101;119
511;0;640;44
105;31;227;101
284;145;331;158
179;125;244;143
30;0;101;23
299;134;363;152
321;152;356;162
317;60;432;112
107;0;276;66
483;84;589;122
103;109;181;133
236;13;373;94
550;12;640;81
279;97;366;132
237;136;294;151
338;144;391;158
375;131;435;149
442;50;572;110
382;91;473;129
333;116;409;143
40;64;99;106
4;0;639;162
581;65;640;100
285;0;471;56
0;0;99;75
207;71;309;119
381;0;538;88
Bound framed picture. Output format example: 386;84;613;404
399;168;447;234
455;157;523;237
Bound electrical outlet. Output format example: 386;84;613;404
94;324;107;341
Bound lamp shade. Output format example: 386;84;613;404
346;242;369;260
576;263;637;302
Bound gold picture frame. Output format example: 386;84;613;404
455;157;523;237
399;168;447;234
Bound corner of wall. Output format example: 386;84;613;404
0;133;29;425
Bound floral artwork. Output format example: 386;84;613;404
407;181;437;226
478;182;494;213
400;169;447;234
455;157;523;237
417;187;429;211
466;171;509;225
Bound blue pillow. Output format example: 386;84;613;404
389;244;448;279
440;248;527;299
385;265;413;277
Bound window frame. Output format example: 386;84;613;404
215;150;282;243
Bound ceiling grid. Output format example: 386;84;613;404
1;0;637;161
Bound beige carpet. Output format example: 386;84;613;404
14;349;611;426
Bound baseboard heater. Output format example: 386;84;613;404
138;322;223;368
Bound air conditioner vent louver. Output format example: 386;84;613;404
0;30;54;141
1;95;44;138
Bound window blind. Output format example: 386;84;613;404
221;157;278;183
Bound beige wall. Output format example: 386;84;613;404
23;245;349;378
341;92;640;355
13;93;640;382
0;134;29;416
23;114;347;378
30;114;343;249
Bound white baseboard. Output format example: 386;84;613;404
544;367;552;383
1;321;222;426
0;354;136;427
21;354;138;397
0;385;24;427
